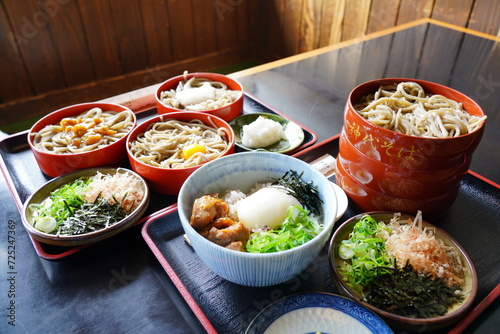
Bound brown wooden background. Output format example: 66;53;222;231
1;0;499;128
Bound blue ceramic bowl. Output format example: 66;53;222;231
178;151;338;287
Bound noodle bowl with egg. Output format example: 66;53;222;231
129;116;230;169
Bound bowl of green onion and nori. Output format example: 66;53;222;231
21;167;150;247
328;211;477;332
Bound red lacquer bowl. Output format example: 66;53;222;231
126;111;235;195
28;102;136;178
155;72;244;122
336;78;486;219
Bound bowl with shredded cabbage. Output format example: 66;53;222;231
155;71;244;121
328;211;477;332
177;151;340;287
22;167;150;247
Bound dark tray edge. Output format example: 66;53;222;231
141;204;218;334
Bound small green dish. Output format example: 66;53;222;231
230;112;305;153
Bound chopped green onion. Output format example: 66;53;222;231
337;214;393;293
246;205;323;253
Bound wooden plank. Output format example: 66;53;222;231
341;0;371;41
140;0;174;66
0;4;33;102
428;18;500;41
299;0;323;52
0;46;253;127
44;0;95;87
267;0;287;59
283;0;304;56
214;0;239;51
236;0;253;48
396;0;433;24
166;0;197;61
2;0;66;95
230;18;430;79
77;0;122;80
467;0;500;35
323;0;346;45
431;0;475;27
366;0;400;34
108;0;149;73
193;0;218;54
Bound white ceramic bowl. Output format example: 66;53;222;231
178;151;338;287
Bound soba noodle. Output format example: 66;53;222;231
354;82;486;138
32;108;134;154
129;117;229;169
160;71;241;111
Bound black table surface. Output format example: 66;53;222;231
1;21;499;334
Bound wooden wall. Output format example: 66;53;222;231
255;0;500;60
1;0;499;128
0;0;255;126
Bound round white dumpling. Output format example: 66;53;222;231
236;187;301;230
241;116;285;148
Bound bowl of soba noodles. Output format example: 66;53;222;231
28;102;136;178
126;111;235;195
337;78;487;220
155;71;244;121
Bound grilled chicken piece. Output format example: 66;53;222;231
225;241;246;251
206;218;250;249
189;194;229;230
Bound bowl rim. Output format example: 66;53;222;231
155;72;244;112
347;77;487;141
328;211;478;324
21;167;150;243
178;151;338;258
126;111;236;172
28;102;136;156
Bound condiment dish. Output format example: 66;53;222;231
328;211;477;332
22;167;150;247
229;112;305;153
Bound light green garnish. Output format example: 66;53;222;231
337;214;393;293
246;205;323;253
30;177;91;233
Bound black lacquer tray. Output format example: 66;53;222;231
0;94;317;260
142;136;500;334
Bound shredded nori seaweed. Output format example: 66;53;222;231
364;260;464;318
272;170;322;216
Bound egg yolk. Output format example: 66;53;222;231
182;144;206;160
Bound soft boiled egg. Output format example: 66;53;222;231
236;186;301;230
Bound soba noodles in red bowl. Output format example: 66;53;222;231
155;71;244;121
337;78;486;220
28;102;136;177
126;111;235;195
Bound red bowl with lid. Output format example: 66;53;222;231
28;102;136;178
155;72;244;122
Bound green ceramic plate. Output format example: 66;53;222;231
230;113;305;153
